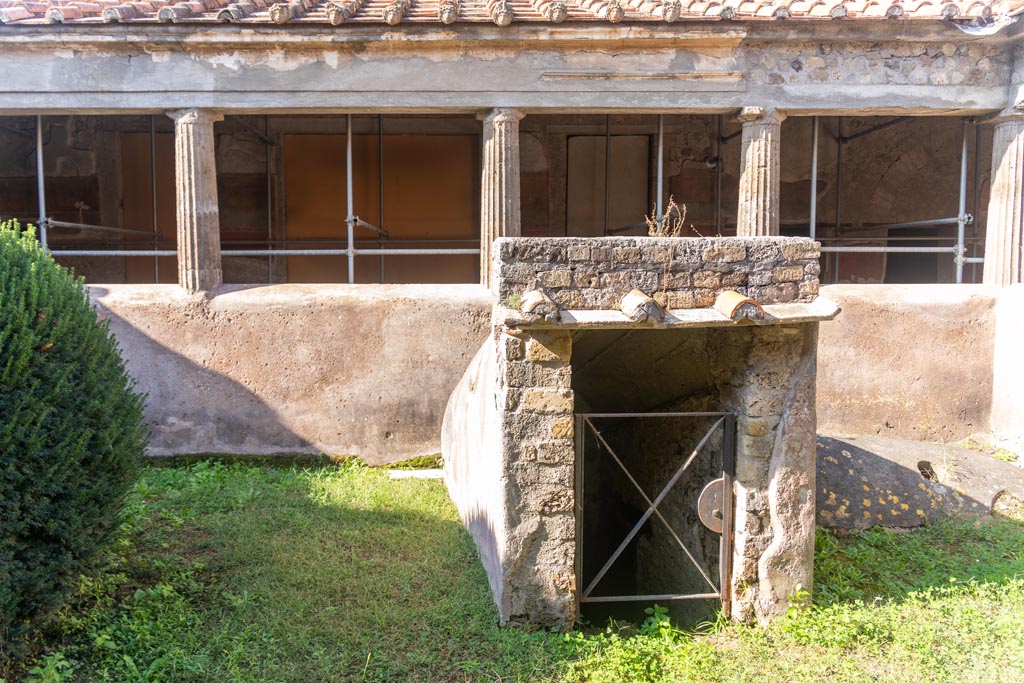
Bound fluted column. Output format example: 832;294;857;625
984;110;1024;286
168;108;223;293
479;108;525;289
736;107;786;237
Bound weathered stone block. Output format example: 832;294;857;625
550;416;574;440
522;388;574;414
703;243;746;263
665;271;692;288
799;280;820;298
538;440;573;464
567;245;590;261
667;291;696;309
693;270;721;289
613;246;642;263
503;334;524;361
641;245;673;263
772;265;805;283
739;416;778;438
525;331;572;362
537;269;573;288
574;270;600;288
735;456;769;484
694;289;717;308
722;269;750;287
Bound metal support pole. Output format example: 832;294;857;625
604;114;611;235
972;122;982;282
150;115;159;283
955;118;969;284
266;114;273;285
35;115;47;249
656;114;665;221
716;115;723;235
346;114;355;284
809;116;818;240
379;114;385;284
834;117;843;283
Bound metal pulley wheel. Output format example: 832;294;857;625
697;477;726;534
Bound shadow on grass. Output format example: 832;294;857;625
27;462;574;683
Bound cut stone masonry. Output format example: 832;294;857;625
444;235;836;629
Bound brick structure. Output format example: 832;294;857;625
444;236;837;628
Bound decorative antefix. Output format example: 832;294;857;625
443;236;839;628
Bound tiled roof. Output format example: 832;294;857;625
0;0;1017;25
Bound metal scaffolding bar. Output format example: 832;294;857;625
379;113;386;283
656;114;664;221
809;116;818;240
51;250;177;257
150;115;160;283
36;115;47;249
821;246;956;254
346;114;355;284
53;248;481;258
266;114;273;285
47;219;160;237
715;115;723;236
955;118;969;284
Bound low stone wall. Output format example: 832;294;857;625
817;284;996;444
94;281;1015;466
90;283;491;463
992;285;1024;453
495;236;820;308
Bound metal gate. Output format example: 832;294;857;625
574;412;735;617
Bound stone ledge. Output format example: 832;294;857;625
501;296;840;330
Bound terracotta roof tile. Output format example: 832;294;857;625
0;0;1016;24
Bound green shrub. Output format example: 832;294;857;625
0;221;147;655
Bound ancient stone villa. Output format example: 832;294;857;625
1;0;1023;626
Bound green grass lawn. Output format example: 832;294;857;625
6;461;1024;683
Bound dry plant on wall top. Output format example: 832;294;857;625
645;196;721;238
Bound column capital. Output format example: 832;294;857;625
166;108;224;125
737;107;787;125
478;108;526;125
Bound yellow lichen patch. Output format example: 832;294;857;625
863;485;871;492
890;509;899;515
848;469;855;476
836;505;848;518
876;513;883;520
891;495;899;503
916;509;926;517
820;509;834;520
862;499;872;507
824;455;839;465
900;503;909;511
825;492;837;506
878;497;886;505
918;482;928;491
863;511;872;519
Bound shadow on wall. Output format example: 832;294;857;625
815;435;1024;529
91;287;313;457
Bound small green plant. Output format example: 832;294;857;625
25;652;73;683
0;220;148;658
500;292;524;310
639;604;676;643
